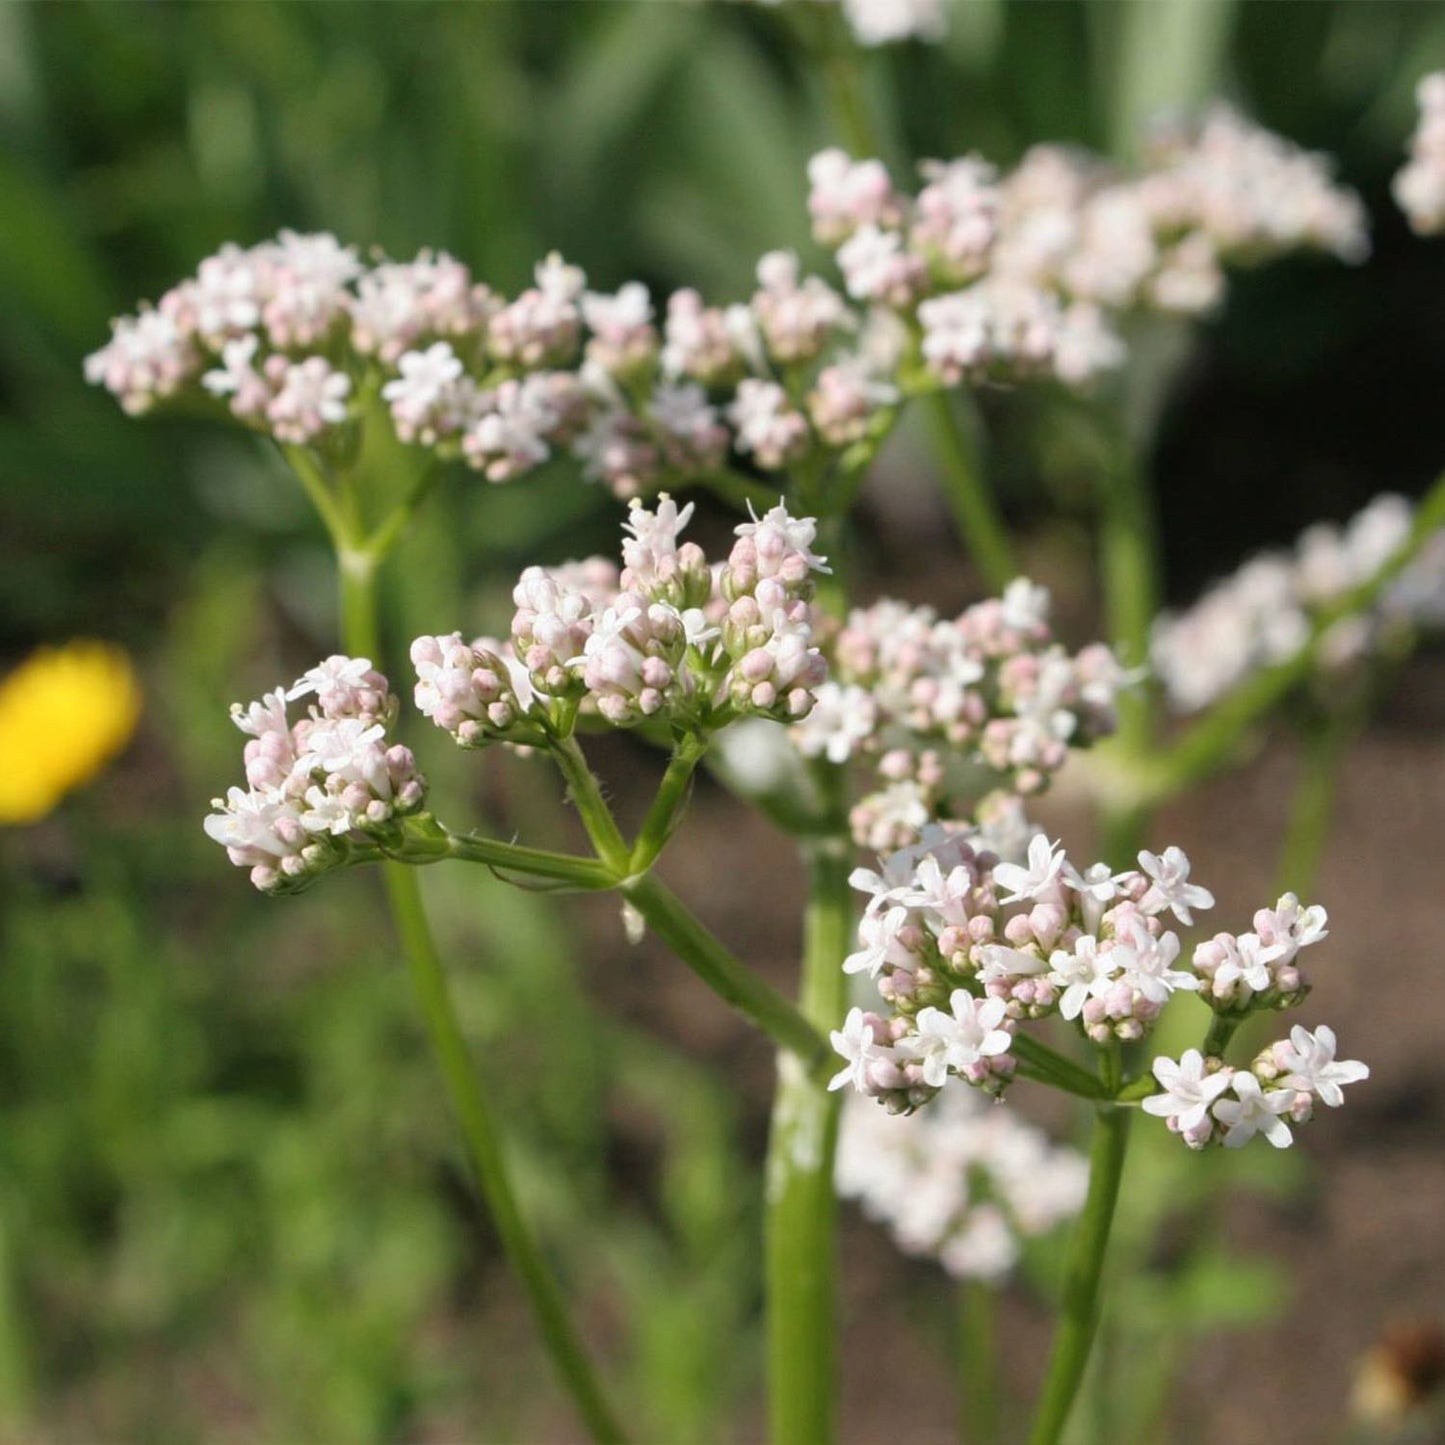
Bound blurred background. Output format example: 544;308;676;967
4;2;1445;1440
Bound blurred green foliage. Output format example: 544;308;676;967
5;1;1445;1439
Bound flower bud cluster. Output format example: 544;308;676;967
1143;1024;1367;1151
806;106;1364;390
1395;73;1445;235
791;578;1126;849
1151;493;1445;713
836;1084;1086;1282
412;497;831;744
1191;891;1327;1013
830;833;1214;1112
87;234;896;504
203;657;425;892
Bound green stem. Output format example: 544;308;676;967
438;831;617;890
551;733;632;875
1202;1012;1241;1060
765;824;852;1445
630;732;707;873
1025;1074;1132;1445
959;1279;1000;1445
338;547;382;660
364;461;445;558
1011;1035;1112;1102
281;442;350;550
1096;801;1148;874
922;390;1017;594
1275;695;1370;898
382;867;626;1445
621;872;834;1079
325;484;626;1445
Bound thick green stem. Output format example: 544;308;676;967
339;548;382;660
281;443;350;551
329;497;625;1445
622;872;834;1079
922;390;1017;594
382;866;626;1445
1025;1080;1132;1445
765;827;852;1445
1202;1012;1241;1060
959;1280;1000;1445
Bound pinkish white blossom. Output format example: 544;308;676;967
1395;73;1445;235
836;1084;1085;1281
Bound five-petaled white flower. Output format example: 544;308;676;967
843;905;910;977
993;833;1064;903
1212;1072;1295;1149
900;992;1012;1087
829;1007;883;1092
1277;1025;1368;1107
1064;860;1125;904
1048;935;1120;1020
1141;1049;1233;1133
1137;846;1215;924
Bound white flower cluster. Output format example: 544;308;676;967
1192;891;1327;1014
834;827;1366;1151
836;1084;1086;1281
1394;72;1445;235
87;234;897;501
412;497;830;744
831;834;1220;1112
1151;493;1445;713
1144;1024;1367;1151
792;578;1127;850
807;106;1365;389
204;657;425;892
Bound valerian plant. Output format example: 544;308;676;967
85;19;1445;1440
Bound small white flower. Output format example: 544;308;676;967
1211;1073;1295;1149
900;992;1012;1087
1063;860;1125;904
1048;935;1120;1021
1141;1049;1233;1133
382;341;464;410
829;1007;882;1092
977;943;1050;984
791;681;877;764
1212;931;1284;995
1255;892;1329;961
1277;1025;1368;1107
1000;577;1051;632
992;833;1064;903
1114;918;1197;1003
287;655;375;704
1137;845;1215;924
843;905;910;977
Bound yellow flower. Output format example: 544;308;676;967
0;641;142;825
